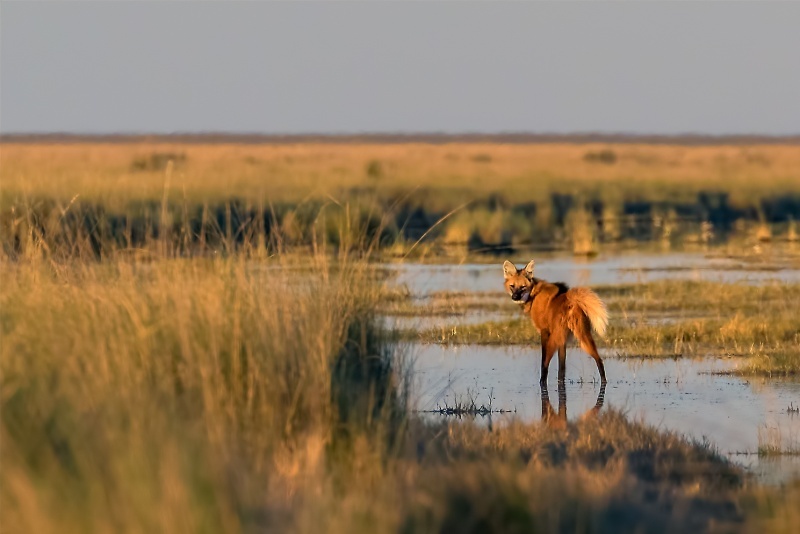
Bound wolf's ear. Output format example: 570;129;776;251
502;260;517;279
524;259;536;279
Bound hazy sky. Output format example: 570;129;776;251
2;1;799;135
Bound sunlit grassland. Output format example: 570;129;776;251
3;142;800;211
0;254;762;533
2;147;800;534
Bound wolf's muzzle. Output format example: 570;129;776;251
511;289;531;303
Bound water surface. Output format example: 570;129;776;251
409;344;800;484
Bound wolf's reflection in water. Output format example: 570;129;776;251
541;382;606;429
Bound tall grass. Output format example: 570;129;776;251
0;246;405;532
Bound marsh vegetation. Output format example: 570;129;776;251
4;252;797;533
2;139;800;532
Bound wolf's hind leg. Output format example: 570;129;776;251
580;335;607;384
571;312;607;384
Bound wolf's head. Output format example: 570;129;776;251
502;259;535;304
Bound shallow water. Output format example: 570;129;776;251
409;344;800;484
384;252;800;295
380;310;511;332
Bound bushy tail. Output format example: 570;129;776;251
567;287;608;337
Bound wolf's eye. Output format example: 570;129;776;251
509;285;516;290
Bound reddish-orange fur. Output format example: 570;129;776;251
503;260;609;385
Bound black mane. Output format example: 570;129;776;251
553;282;570;295
531;277;570;296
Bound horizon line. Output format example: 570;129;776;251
2;131;800;146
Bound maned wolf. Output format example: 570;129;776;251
503;259;609;385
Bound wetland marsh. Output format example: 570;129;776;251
2;140;800;533
383;251;800;471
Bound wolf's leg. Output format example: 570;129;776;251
580;334;607;384
541;342;558;386
540;330;555;386
557;344;567;383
